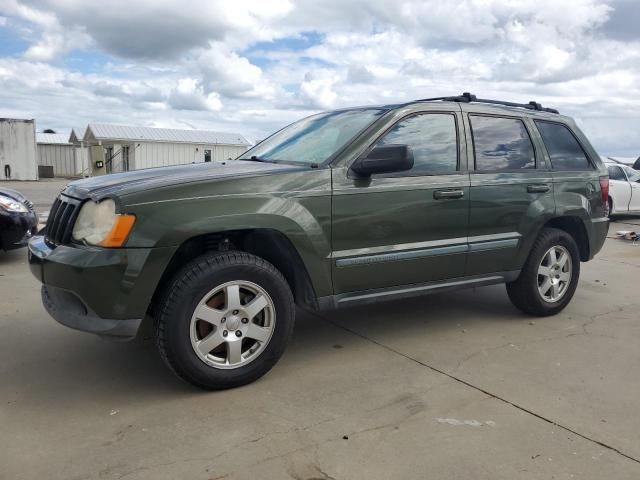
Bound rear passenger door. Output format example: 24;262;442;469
462;105;555;276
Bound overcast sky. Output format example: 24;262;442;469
0;0;638;156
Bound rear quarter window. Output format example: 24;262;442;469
535;121;592;171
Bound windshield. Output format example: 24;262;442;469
240;108;386;165
623;166;640;182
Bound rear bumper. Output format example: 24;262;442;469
28;235;176;339
0;209;38;250
587;216;609;260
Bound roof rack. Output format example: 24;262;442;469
415;92;559;114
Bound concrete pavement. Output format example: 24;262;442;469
1;220;640;479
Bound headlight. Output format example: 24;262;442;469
0;194;29;213
72;199;136;247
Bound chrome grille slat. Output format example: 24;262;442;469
44;195;81;246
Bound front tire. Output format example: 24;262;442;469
155;251;295;389
506;228;580;317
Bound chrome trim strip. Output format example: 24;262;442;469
468;238;519;252
467;232;522;243
335;244;467;267
334;232;521;267
332;237;467;259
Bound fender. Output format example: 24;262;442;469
121;169;334;297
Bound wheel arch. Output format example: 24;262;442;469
150;228;320;316
543;216;590;262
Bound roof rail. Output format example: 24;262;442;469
414;92;559;114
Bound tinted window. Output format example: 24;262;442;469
535;121;591;171
471;116;535;171
607;166;625;181
376;114;457;174
623;166;640;183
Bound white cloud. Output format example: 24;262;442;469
168;77;223;112
0;0;639;155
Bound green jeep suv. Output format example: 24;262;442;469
28;93;609;389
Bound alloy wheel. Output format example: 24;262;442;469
537;245;572;303
189;281;276;369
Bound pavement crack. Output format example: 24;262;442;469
314;313;640;466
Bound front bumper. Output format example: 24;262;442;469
42;285;142;340
28;236;176;340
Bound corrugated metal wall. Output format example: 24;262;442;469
0;119;38;180
133;142;247;170
74;146;90;177
37;144;76;177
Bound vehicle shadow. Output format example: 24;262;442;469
6;284;522;404
0;248;27;266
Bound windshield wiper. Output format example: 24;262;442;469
240;155;273;163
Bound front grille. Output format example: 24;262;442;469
45;196;81;246
23;199;34;211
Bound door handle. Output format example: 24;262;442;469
527;184;550;193
434;189;465;200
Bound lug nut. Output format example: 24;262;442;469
222;330;228;337
241;318;248;324
236;331;242;337
232;310;239;315
221;317;226;323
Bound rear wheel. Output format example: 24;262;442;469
506;228;580;316
155;251;295;389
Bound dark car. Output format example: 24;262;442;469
29;93;609;389
1;187;38;251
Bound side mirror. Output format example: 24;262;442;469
350;144;414;178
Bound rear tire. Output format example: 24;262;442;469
506;228;580;317
155;251;295;389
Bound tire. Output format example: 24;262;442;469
155;251;295;389
506;228;580;317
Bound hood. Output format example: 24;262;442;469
63;160;302;200
0;187;28;203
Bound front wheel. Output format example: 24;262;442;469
506;228;580;317
155;251;295;389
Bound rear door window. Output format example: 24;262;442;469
535;121;592;171
470;115;535;171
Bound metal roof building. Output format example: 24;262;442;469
81;123;250;174
36;132;81;178
0;118;38;180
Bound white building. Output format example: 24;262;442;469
0;118;38;181
69;127;90;177
36;132;77;177
82;124;251;175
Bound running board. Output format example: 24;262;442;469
317;271;520;310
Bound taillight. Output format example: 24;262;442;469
599;176;609;205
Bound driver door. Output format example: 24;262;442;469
331;109;470;294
